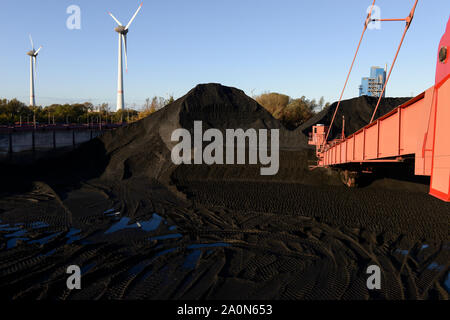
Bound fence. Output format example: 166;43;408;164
0;124;122;163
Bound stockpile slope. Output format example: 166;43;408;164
72;83;318;187
300;95;410;139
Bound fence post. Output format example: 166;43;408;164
53;130;56;149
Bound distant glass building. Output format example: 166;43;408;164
359;66;387;97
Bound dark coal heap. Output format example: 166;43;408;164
56;83;313;188
300;95;411;139
179;83;282;130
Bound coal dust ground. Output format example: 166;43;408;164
0;84;448;300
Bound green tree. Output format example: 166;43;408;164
254;92;290;116
254;92;318;128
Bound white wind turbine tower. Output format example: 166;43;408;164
26;35;42;107
108;3;143;111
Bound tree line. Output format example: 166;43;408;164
254;93;330;128
0;92;327;127
0;96;174;126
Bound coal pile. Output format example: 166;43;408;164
300;95;411;139
50;83;323;187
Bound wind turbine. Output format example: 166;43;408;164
26;35;42;107
108;2;143;111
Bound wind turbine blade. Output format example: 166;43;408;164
29;34;34;50
34;46;42;55
108;12;123;26
125;2;143;30
122;34;128;72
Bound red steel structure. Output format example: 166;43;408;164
309;3;450;202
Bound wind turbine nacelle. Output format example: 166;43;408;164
115;26;129;35
26;50;36;56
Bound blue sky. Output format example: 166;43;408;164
0;0;449;110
